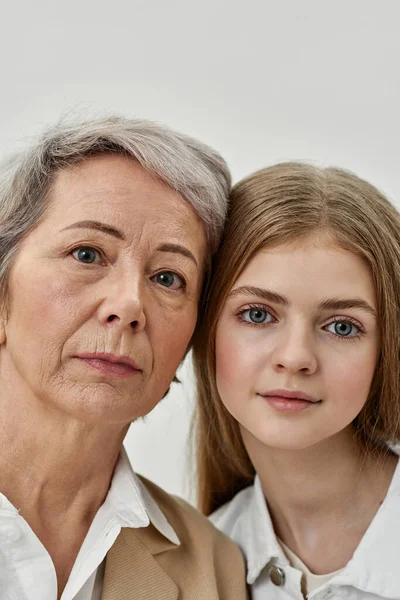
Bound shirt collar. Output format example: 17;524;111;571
331;455;400;599
106;446;180;546
229;457;400;598
235;475;289;585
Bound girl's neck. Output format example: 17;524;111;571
243;426;398;573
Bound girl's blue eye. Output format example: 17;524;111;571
72;247;100;264
242;308;273;324
154;271;183;290
326;321;359;337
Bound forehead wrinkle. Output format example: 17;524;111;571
50;168;205;266
53;174;181;214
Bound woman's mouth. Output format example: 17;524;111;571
259;389;321;412
74;353;141;379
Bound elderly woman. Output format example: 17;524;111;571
0;117;247;600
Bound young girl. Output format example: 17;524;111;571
193;163;400;600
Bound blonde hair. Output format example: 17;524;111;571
193;162;400;515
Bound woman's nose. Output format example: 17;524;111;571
271;326;317;375
97;275;146;331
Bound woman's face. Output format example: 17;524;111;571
0;154;206;424
215;234;380;451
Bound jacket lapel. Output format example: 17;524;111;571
101;527;179;600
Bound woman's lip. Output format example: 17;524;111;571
74;353;141;378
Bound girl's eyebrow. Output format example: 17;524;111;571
228;286;377;318
228;286;289;306
318;298;377;318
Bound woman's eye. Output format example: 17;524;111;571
72;247;102;264
241;308;273;324
153;271;184;290
325;320;360;337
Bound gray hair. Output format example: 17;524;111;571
0;115;231;302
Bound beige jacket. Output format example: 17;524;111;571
101;477;248;600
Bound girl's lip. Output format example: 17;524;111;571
262;395;319;412
74;353;141;378
259;389;320;403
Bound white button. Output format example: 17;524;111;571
0;521;21;543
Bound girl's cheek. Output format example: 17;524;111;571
326;352;377;405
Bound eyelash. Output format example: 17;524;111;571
235;304;365;341
325;316;365;341
70;245;105;264
151;270;187;292
235;304;276;328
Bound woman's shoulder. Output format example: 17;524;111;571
138;474;244;553
106;475;249;600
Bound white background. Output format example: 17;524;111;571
1;0;399;503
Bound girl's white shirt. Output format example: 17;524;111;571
210;456;400;600
277;538;343;594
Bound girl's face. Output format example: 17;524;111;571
215;234;380;451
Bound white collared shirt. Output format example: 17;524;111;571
0;447;179;600
211;458;400;600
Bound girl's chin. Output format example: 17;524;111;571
241;425;338;452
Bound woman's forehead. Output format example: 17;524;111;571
42;155;207;253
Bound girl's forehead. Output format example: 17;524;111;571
259;230;341;255
231;235;376;307
241;233;359;273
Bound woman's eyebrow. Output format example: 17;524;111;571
60;222;198;268
156;243;198;268
61;220;125;240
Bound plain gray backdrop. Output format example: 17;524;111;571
1;0;399;503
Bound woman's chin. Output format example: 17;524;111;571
50;389;157;426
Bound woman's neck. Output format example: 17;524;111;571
0;375;130;593
242;426;398;573
0;355;129;516
0;378;130;597
0;401;127;521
